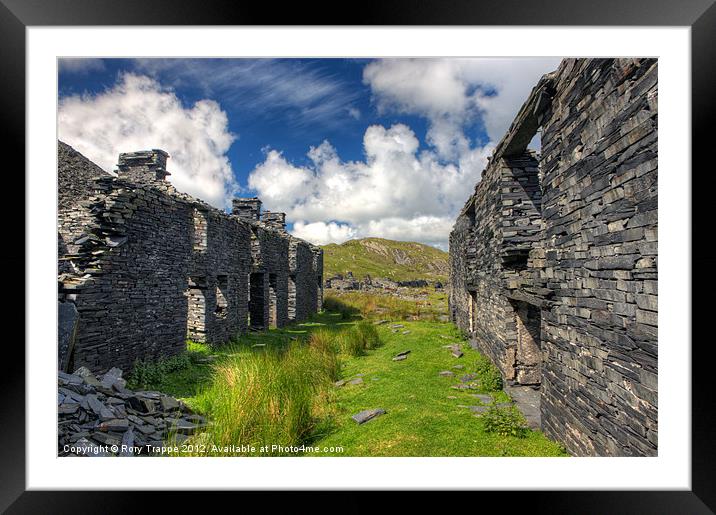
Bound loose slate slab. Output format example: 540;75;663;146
401;330;411;335
392;350;411;361
451;350;464;358
450;384;475;391
160;395;180;411
347;377;364;385
120;428;135;456
439;371;455;377
460;373;478;382
99;418;129;432
58;371;83;386
452;365;465;370
471;394;494;404
334;379;347;387
351;408;386;425
373;320;389;325
390;324;404;329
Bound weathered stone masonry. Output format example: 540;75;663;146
449;59;658;456
58;144;323;374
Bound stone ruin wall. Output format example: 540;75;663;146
289;236;321;323
58;144;323;374
448;58;658;457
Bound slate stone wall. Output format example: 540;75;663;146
245;222;290;329
289;236;319;323
58;143;323;373
312;247;324;312
448;58;658;456
58;141;111;211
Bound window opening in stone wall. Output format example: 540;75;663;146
502;144;543;272
215;275;228;319
465;201;476;226
192;209;208;251
268;273;278;328
288;274;297;321
249;272;265;329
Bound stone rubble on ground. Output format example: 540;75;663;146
392;350;411;362
351;408;387;425
58;367;205;457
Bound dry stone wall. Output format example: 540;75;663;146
58;143;323;373
448;58;658;457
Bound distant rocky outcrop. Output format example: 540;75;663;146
325;271;442;292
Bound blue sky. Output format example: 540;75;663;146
58;57;560;248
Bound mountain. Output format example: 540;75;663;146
321;238;449;283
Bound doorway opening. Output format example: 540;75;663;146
512;300;542;386
249;272;265;329
268;273;278;328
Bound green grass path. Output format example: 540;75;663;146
151;313;567;457
310;319;566;457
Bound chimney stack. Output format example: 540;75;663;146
117;149;170;183
232;197;262;222
262;211;286;232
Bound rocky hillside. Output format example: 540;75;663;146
321;238;448;283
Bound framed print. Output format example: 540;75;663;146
2;0;713;511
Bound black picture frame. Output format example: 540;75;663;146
2;0;711;511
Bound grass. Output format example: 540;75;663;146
183;340;338;456
322;237;448;282
324;289;448;322
308;320;566;457
145;294;566;457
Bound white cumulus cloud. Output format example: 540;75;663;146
249;123;493;248
249;58;561;248
58;73;238;208
292;221;357;246
363;58;561;159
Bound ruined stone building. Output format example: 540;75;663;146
58;141;323;373
449;59;657;456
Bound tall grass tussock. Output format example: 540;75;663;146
185;340;337;455
182;321;381;455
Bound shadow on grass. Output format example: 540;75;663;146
322;295;362;320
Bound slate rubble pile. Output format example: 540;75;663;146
58;367;205;457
